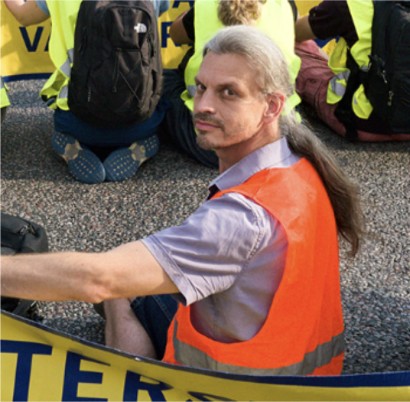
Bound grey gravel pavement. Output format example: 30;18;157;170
1;79;409;375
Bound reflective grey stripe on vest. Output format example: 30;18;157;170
172;322;345;375
56;49;73;100
59;48;74;77
187;85;196;98
58;85;68;100
329;71;350;97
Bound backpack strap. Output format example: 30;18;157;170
334;51;365;141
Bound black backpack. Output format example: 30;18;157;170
67;0;163;127
363;1;410;133
1;212;49;318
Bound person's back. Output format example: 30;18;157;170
162;0;300;168
294;0;410;142
5;0;170;184
182;0;300;114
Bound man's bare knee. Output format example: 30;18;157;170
103;298;157;358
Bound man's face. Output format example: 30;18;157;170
193;52;269;152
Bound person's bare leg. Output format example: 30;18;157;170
103;298;157;358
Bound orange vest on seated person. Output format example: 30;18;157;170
163;158;345;375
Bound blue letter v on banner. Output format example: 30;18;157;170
19;26;48;52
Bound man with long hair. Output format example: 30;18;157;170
2;26;364;376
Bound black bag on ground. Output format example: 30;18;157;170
1;212;49;318
68;0;163;127
364;1;410;133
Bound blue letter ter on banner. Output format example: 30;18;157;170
0;340;52;402
62;352;107;402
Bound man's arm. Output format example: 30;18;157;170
170;11;192;45
295;15;316;42
1;241;179;303
4;0;49;26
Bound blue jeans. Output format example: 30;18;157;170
54;99;168;148
130;295;178;359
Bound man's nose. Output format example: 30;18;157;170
194;91;216;114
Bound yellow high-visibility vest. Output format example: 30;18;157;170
326;0;373;119
1;77;10;108
40;0;81;111
182;0;301;114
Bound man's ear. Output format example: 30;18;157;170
263;93;286;123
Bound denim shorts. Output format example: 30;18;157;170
130;294;178;359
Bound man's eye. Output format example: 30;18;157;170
196;83;205;93
222;88;235;97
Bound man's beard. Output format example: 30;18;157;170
193;112;225;150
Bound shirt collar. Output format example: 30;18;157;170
209;138;297;193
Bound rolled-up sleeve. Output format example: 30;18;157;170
35;0;49;15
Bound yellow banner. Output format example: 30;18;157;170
1;2;52;79
1;312;409;402
158;0;192;70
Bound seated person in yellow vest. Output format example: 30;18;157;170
4;0;170;184
1;26;364;375
161;0;301;168
1;77;11;124
294;0;410;142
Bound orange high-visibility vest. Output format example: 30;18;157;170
163;158;345;375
